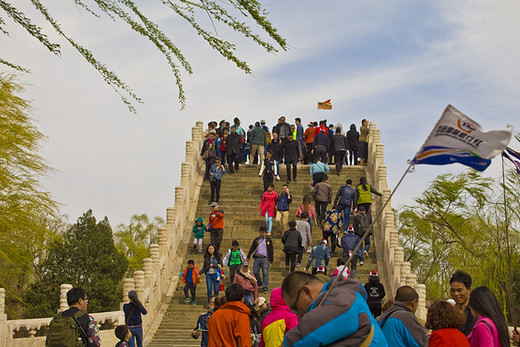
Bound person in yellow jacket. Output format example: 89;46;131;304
354;177;382;215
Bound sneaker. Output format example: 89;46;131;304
193;245;196;250
364;250;369;258
293;178;297;182
263;289;268;294
198;250;202;253
267;232;272;236
184;298;190;303
191;301;196;306
276;175;281;180
359;261;364;266
296;263;301;268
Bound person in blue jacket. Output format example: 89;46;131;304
378;285;429;347
191;296;216;347
281;272;388;346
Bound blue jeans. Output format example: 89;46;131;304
128;326;143;347
359;235;371;262
253;257;269;291
206;273;219;299
337;204;351;230
264;213;273;233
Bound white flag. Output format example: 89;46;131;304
412;105;513;171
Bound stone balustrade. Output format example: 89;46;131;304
0;121;206;346
366;123;427;320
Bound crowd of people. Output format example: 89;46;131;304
200;116;372;190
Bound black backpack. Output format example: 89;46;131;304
47;310;87;347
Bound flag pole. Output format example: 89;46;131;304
316;161;415;307
501;155;517;326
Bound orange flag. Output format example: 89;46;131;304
317;99;332;110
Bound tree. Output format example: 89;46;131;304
0;1;287;112
24;209;128;318
0;73;60;317
397;170;520;320
114;213;165;274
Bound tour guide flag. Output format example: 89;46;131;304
412;104;513;171
317;99;332;110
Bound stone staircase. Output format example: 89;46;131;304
147;164;377;346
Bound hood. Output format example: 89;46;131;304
221;300;251;316
270;287;289;310
270;287;290;310
195;217;203;223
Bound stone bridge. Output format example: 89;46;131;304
0;121;425;346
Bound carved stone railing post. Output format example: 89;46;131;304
122;278;134;305
133;271;145;303
150;244;161;298
59;284;72;313
0;288;6;346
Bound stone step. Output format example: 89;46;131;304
147;165;373;346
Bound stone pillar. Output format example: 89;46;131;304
143;258;154;295
400;262;411;286
122;278;134;304
377;166;387;191
375;143;384;162
59;284;72;312
415;284;427;320
150;244;161;294
185;140;195;164
181;162;192;197
134;271;145;302
175;186;185;215
158;227;168;256
0;288;6;347
166;207;175;226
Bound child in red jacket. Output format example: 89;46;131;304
183;259;201;305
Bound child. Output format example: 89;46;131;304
331;257;350;280
182;259;200;305
192;217;206;253
115;325;131;347
223;240;247;282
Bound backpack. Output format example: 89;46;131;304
359;214;371;235
47;310;87;347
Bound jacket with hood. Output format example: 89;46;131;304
378;301;428;347
208;301;252;347
283;278;388;346
260;287;298;347
182;265;200;285
192;217;206;239
306;244;330;270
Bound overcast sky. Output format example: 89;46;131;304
2;1;519;226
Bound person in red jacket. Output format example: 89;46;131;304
426;300;469;347
208;283;252;347
208;202;225;252
182;259;201;305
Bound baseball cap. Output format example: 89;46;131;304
347;226;354;232
261;120;266;124
209;201;218;207
321;239;327;244
308;122;314;126
242;261;249;267
255;121;260;126
257;297;267;307
370;271;379;277
317;266;325;273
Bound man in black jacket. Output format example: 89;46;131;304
226;125;243;173
281;221;302;272
282;134;301;183
246;227;274;294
